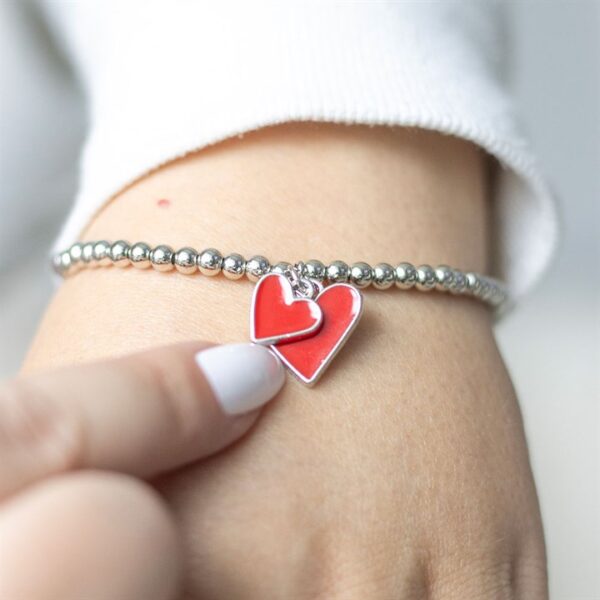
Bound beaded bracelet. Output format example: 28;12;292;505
53;240;507;385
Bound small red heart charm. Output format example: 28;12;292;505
272;284;363;385
250;273;323;345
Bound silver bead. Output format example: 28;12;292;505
222;253;246;280
373;263;395;290
326;261;349;283
150;245;174;272
465;272;480;296
245;255;270;282
110;240;130;267
173;247;198;274
55;251;72;275
491;286;507;307
271;261;292;275
197;248;222;276
93;240;112;266
434;265;454;291
478;278;491;301
416;264;436;290
490;287;503;307
129;242;152;269
486;283;500;305
52;253;64;275
81;242;96;266
451;270;467;294
69;243;84;271
303;259;326;281
349;262;373;288
395;263;417;289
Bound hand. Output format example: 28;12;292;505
0;342;284;599
154;297;547;599
24;124;548;598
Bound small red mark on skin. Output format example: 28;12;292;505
157;198;171;208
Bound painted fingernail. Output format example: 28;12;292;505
195;343;285;415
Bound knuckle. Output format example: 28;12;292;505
300;540;430;600
0;380;82;479
433;558;516;599
423;506;548;599
425;530;516;599
430;543;547;600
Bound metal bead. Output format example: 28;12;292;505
245;255;270;282
465;272;480;296
93;240;112;266
372;263;395;290
110;240;130;267
129;242;152;269
326;261;349;283
487;283;500;305
416;264;436;291
349;262;373;288
150;245;174;272
303;259;326;281
434;265;454;291
491;288;504;307
271;261;292;275
197;248;222;276
222;253;246;280
451;270;467;294
491;286;507;307
69;243;84;271
478;278;491;301
55;251;72;275
395;263;417;289
81;242;96;266
52;253;64;275
173;247;198;274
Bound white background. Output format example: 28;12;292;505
0;2;598;597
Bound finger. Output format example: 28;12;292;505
0;472;181;600
0;342;285;497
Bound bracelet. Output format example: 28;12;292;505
53;240;508;385
52;240;506;304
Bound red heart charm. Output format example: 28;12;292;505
250;273;323;345
272;284;363;385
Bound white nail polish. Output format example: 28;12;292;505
195;344;285;415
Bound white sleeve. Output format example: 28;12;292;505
41;0;558;300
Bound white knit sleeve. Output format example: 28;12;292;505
41;0;558;300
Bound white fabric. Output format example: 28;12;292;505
40;0;558;300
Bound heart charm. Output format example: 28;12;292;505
250;273;323;345
271;283;363;386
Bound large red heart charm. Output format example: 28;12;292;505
250;273;323;345
271;284;363;385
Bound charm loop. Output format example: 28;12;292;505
283;262;322;300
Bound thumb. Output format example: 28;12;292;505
0;342;285;498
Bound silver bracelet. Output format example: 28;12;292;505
53;240;508;385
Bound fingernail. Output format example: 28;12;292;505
195;343;285;415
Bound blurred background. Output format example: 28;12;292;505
0;1;598;597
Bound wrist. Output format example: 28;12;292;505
83;123;490;272
28;123;494;371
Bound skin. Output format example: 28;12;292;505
0;341;274;599
23;124;547;598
